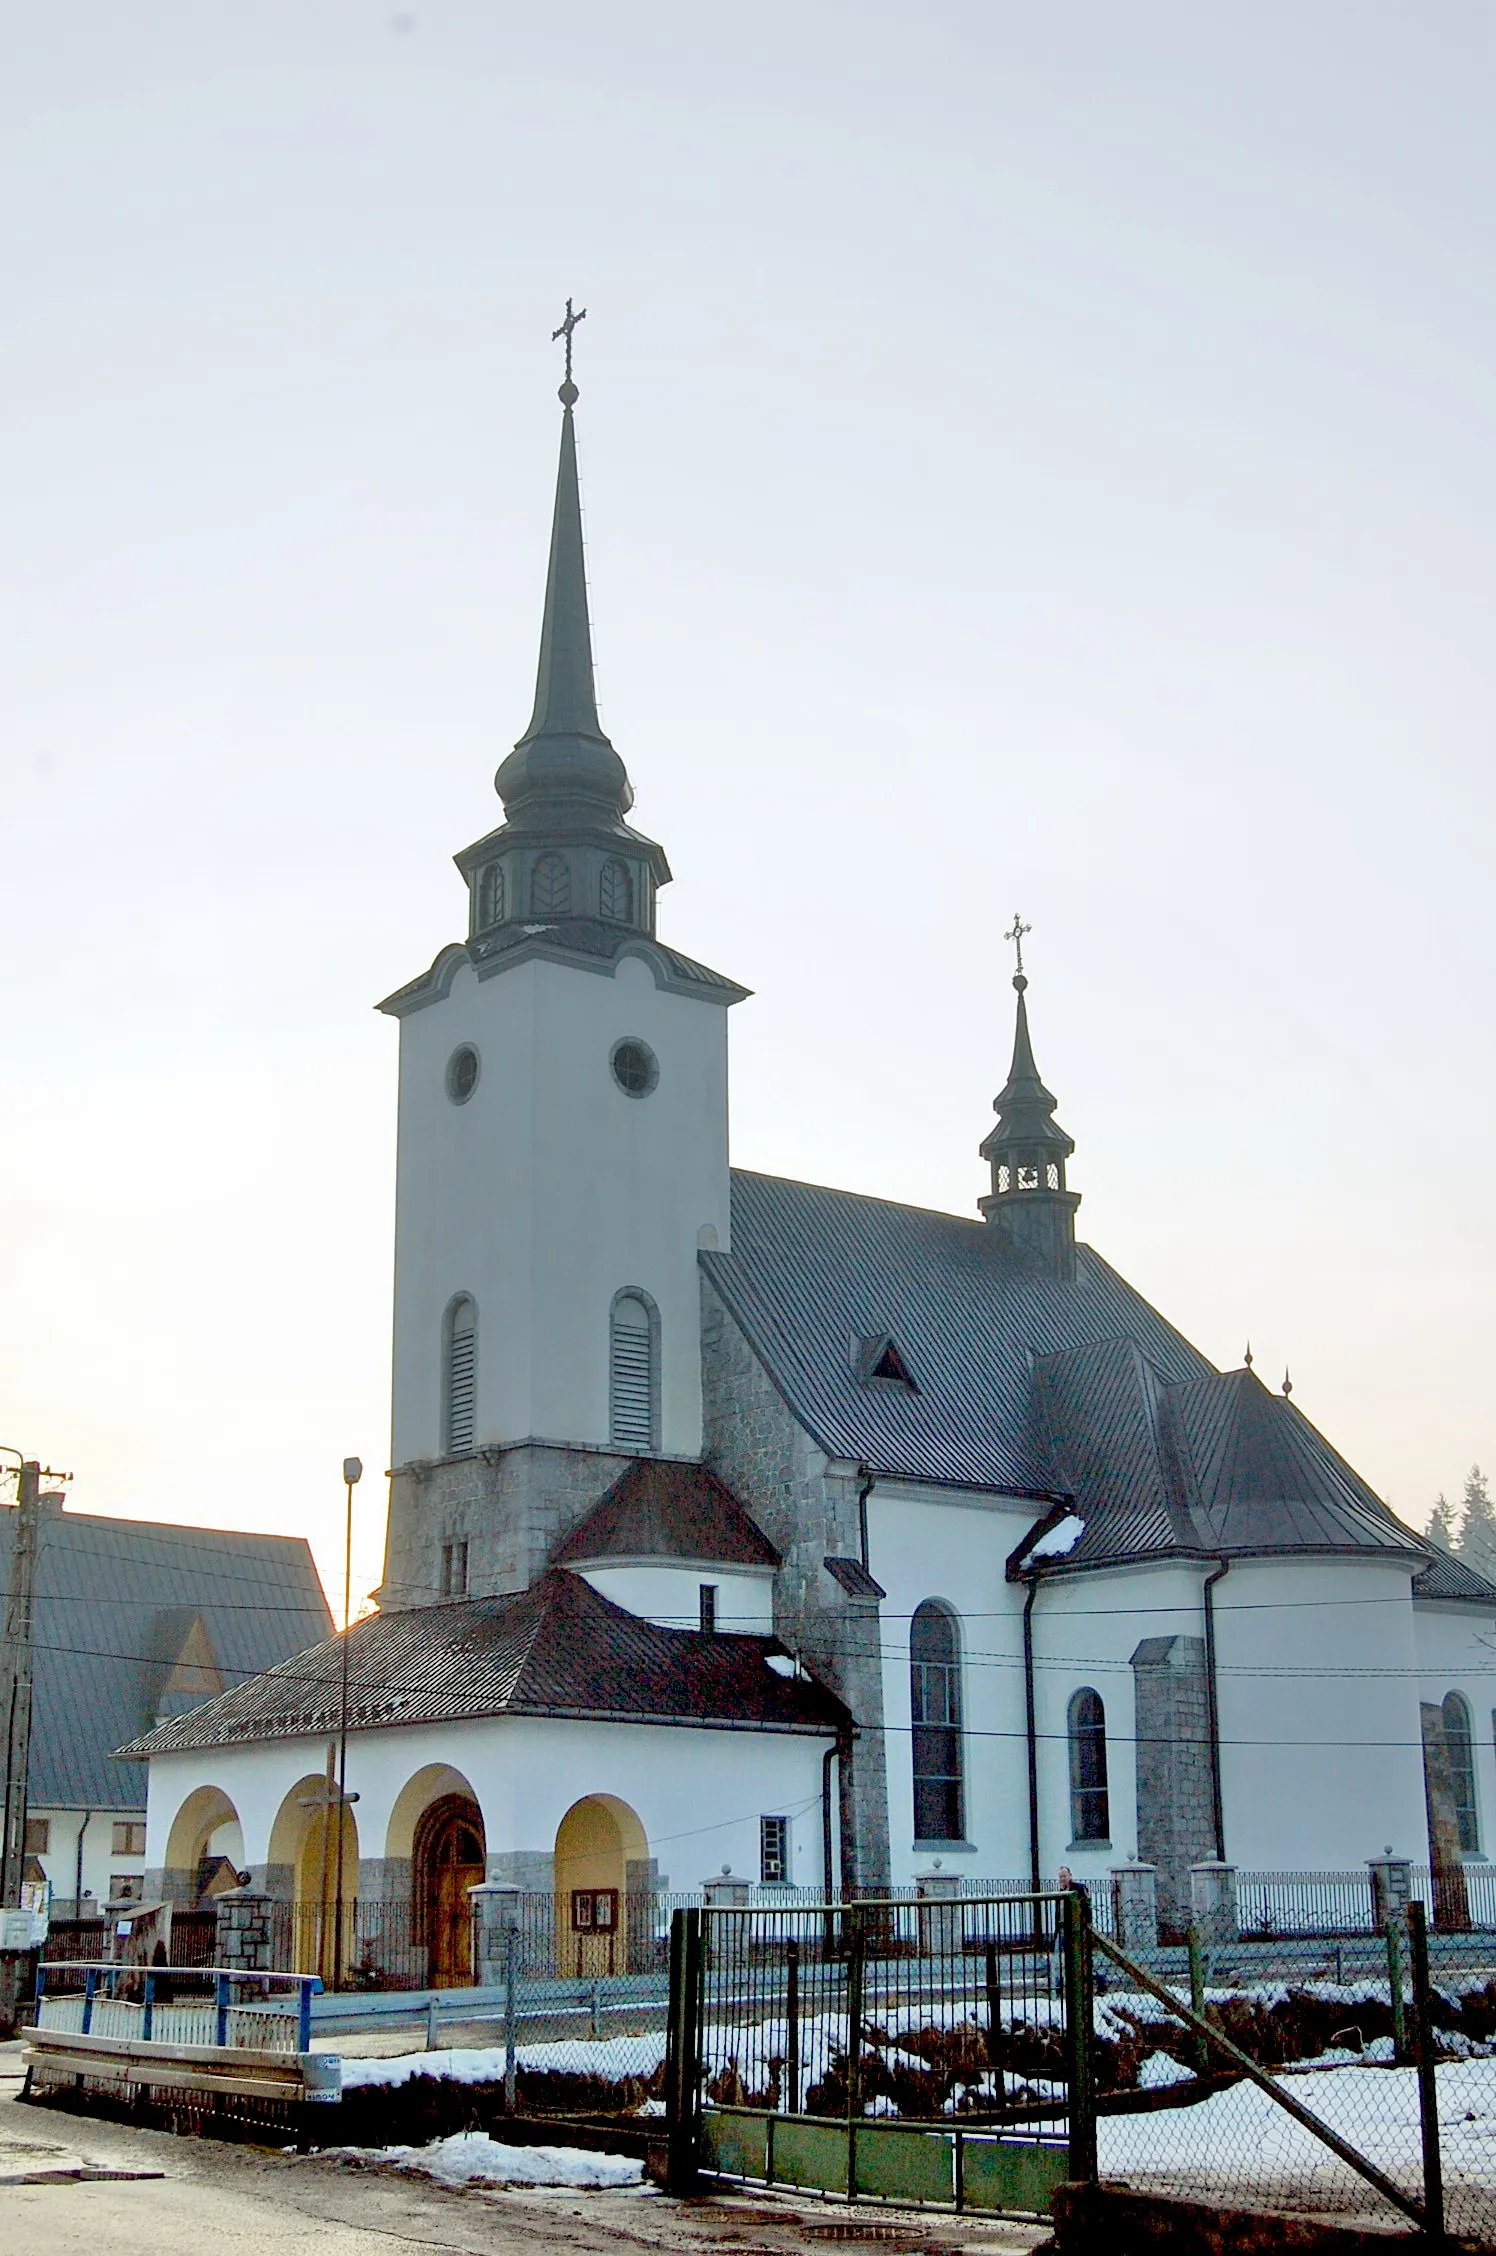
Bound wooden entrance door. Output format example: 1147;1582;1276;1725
416;1798;486;1988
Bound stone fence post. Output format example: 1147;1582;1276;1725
1189;1860;1238;1952
1369;1851;1413;1930
214;1887;280;1974
1110;1860;1159;1952
915;1865;963;1959
469;1883;523;1988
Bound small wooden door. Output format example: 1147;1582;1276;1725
424;1807;486;1987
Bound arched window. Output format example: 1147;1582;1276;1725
1444;1692;1479;1852
442;1297;477;1456
910;1601;963;1842
531;853;572;917
609;1292;657;1452
599;858;633;924
478;862;505;927
1068;1688;1110;1844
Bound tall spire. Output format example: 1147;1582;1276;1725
979;919;1080;1279
494;303;634;826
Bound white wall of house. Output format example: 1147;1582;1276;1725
146;1712;830;1896
29;1807;148;1910
577;1561;774;1632
1414;1599;1496;1863
390;949;731;1467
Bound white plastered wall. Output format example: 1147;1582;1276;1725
146;1713;830;1896
1212;1555;1428;1869
577;1562;774;1633
1414;1599;1496;1864
1038;1561;1214;1879
390;950;730;1465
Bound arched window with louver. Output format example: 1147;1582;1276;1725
1068;1688;1110;1844
910;1601;963;1842
609;1292;657;1453
599;858;633;924
478;862;505;928
442;1296;477;1457
531;853;572;917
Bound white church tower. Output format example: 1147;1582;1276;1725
377;316;746;1608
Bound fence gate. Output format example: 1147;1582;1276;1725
667;1892;1080;2214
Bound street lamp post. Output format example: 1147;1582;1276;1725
332;1456;362;1987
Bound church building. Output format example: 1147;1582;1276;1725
127;335;1496;1976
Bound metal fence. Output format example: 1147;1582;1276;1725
681;1892;1080;2213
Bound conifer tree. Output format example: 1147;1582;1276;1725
1427;1493;1459;1552
1458;1466;1496;1579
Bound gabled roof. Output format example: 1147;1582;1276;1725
119;1570;847;1757
701;1169;1212;1496
0;1505;330;1809
551;1460;780;1571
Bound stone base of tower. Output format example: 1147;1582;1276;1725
378;1439;643;1609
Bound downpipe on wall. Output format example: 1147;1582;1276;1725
1202;1559;1230;1860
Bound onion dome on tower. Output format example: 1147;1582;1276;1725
978;919;1080;1281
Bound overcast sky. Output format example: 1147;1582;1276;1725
3;2;1492;1616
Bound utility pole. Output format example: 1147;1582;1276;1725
0;1461;42;1909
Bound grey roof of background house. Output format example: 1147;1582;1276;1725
0;1504;331;1808
705;1168;1448;1578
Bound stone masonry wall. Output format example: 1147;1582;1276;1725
1130;1633;1218;1931
700;1274;891;1893
380;1439;640;1608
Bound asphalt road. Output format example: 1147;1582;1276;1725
0;2046;1045;2256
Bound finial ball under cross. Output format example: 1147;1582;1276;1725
552;296;587;405
1004;912;1032;991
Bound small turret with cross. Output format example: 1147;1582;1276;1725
978;916;1081;1279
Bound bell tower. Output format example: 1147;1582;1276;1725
377;309;746;1608
978;918;1080;1281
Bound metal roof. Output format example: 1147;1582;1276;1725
705;1168;1439;1575
120;1569;848;1757
702;1169;1213;1496
551;1459;781;1570
1412;1547;1496;1606
0;1505;330;1810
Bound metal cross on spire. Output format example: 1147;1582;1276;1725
552;297;587;404
1004;912;1032;982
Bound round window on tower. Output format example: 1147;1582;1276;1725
610;1038;659;1099
446;1045;480;1105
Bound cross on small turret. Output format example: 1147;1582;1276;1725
552;297;587;399
1004;912;1031;979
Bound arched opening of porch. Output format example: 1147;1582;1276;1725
268;1770;359;1986
554;1794;648;1976
162;1785;245;1905
386;1764;486;1989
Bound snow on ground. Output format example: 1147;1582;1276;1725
1101;2058;1496;2208
338;2131;645;2189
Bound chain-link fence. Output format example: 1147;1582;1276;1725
1083;1904;1496;2242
